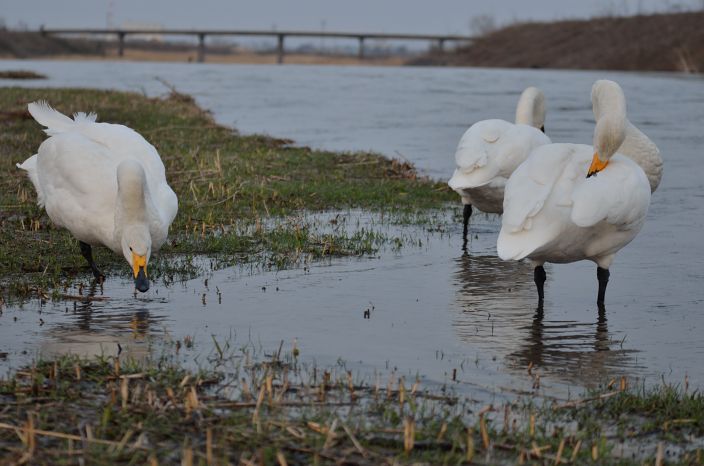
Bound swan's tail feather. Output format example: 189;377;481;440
16;154;45;207
27;101;97;135
72;111;98;124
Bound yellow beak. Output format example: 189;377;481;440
132;252;147;279
587;152;609;178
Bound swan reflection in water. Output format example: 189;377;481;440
452;253;641;386
39;282;165;363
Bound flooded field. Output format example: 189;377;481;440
1;61;703;401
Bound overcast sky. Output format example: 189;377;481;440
2;0;702;34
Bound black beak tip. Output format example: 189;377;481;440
134;268;149;293
135;281;150;293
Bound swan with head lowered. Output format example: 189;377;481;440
497;80;662;306
448;87;552;247
17;101;178;293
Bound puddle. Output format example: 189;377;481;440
2;210;702;403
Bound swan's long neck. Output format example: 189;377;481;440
514;87;546;130
592;80;662;192
114;160;150;239
620;122;663;192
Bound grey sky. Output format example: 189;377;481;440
2;0;701;35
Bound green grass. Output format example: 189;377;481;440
0;87;455;298
0;70;47;80
1;349;703;465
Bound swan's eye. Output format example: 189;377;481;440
129;247;133;252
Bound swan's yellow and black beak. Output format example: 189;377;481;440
587;152;609;178
132;252;149;293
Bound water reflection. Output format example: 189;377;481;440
452;253;642;386
39;285;165;363
506;307;642;386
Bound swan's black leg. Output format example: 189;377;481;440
462;204;472;249
79;241;105;281
534;265;546;307
597;267;610;305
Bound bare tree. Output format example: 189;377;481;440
469;14;497;36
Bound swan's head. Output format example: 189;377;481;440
116;161;152;293
515;86;546;132
588;113;627;178
121;225;151;293
591;80;626;124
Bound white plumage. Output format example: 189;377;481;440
497;144;651;268
448;87;552;215
17;101;178;292
497;80;661;305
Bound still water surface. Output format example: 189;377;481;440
1;60;703;399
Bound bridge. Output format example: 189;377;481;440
39;27;474;64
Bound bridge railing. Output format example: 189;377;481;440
39;27;474;63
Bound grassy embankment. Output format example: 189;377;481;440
0;348;703;465
0;87;455;299
412;11;704;73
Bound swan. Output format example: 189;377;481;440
448;87;552;247
17;101;178;293
497;80;662;306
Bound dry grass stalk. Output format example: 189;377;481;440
322;419;338;450
276;451;288;466
340;421;368;458
403;417;415;453
185;386;200;413
120;377;129;409
0;422;149;450
529;413;535;437
251;383;266;426
479;414;490;449
437;422;447;441
655;442;664;466
570;439;582;462
110;429;134;454
553;391;619;410
398;377;406;408
466;427;475;463
591;443;598;461
182;445;193;466
554;438;565;465
531;441;543;459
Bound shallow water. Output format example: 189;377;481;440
1;60;703;398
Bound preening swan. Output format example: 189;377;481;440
497;80;661;306
448;87;551;247
17;101;178;292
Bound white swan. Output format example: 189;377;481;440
448;87;552;246
497;80;661;306
17;101;178;292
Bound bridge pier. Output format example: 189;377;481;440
436;38;445;52
117;31;125;57
197;33;206;63
358;36;365;60
277;34;285;64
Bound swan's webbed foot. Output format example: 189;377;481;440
534;265;547;308
79;241;105;282
462;204;472;250
597;267;610;305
